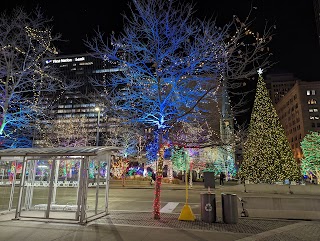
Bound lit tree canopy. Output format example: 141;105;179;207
86;0;273;219
239;69;301;183
0;7;70;148
171;146;189;172
105;123;143;158
301;131;320;183
85;0;273;132
39;117;90;147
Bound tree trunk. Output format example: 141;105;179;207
153;133;164;219
189;162;193;188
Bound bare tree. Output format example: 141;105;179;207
85;0;273;219
0;7;76;148
39;117;91;147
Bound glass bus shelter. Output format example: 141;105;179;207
0;146;121;224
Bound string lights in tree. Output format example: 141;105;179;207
239;69;300;183
300;131;320;184
86;0;274;219
0;7;72;148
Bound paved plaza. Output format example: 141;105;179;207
1;181;320;241
0;210;320;241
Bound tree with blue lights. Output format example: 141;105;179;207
0;7;75;148
86;0;273;219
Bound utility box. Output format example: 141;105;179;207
203;171;215;188
200;192;216;223
221;193;238;224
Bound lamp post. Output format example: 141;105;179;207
94;106;101;215
95;107;101;146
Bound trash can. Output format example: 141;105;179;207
221;193;238;224
200;192;216;223
203;171;215;188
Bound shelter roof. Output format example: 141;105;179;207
0;146;122;157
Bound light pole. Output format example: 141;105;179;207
95;107;101;146
94;106;101;215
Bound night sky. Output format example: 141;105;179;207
2;0;320;81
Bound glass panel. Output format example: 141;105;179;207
0;160;21;212
20;160;50;218
86;159;107;218
49;159;80;219
20;159;81;220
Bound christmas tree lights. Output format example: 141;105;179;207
239;69;300;183
300;131;320;184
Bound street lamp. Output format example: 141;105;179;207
95;107;101;146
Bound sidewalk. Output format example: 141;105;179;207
110;181;320;221
0;210;319;241
1;182;319;241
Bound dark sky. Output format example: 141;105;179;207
2;0;320;81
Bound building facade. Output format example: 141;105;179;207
35;53;121;147
275;80;320;161
265;73;298;104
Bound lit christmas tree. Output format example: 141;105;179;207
239;69;300;183
300;131;320;184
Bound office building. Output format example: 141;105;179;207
265;73;298;104
35;53;121;147
275;80;320;161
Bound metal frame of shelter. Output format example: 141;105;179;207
0;146;121;224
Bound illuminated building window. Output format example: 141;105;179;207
308;99;317;104
307;90;311;95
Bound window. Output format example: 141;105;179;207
307;90;311;95
308;99;317;105
312;123;316;127
317;123;320;127
312;90;316;95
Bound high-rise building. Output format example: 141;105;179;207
34;53;121;147
275;80;320;161
265;73;298;104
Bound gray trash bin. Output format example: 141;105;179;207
203;172;215;188
221;193;238;224
200;192;216;223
